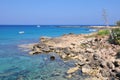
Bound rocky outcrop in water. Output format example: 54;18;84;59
20;33;120;80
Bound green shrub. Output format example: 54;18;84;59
116;20;120;26
97;29;110;36
109;28;120;45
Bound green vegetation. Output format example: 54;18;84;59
109;28;120;45
97;29;110;36
116;20;120;26
96;28;120;45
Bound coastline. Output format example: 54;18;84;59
19;29;120;80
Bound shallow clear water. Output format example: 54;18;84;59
0;25;94;80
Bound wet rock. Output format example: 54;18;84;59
65;74;72;78
67;66;79;74
51;72;60;77
50;56;55;61
29;51;40;55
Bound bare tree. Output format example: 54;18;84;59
102;9;113;39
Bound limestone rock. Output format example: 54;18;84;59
107;62;115;70
67;67;79;74
82;65;99;76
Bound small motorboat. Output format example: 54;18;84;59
19;31;25;34
37;25;40;28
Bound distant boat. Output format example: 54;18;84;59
19;31;25;34
37;25;40;28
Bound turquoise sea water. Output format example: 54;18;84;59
0;25;95;80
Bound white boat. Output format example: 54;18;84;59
19;31;25;34
37;25;40;28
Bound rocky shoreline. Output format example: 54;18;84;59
19;33;120;80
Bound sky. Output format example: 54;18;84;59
0;0;120;25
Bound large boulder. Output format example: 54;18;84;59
82;65;99;76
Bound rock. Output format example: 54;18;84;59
42;47;50;52
93;54;101;60
116;73;120;79
65;74;72;78
82;65;99;76
76;61;85;66
67;67;79;74
34;47;42;53
60;53;67;59
81;65;90;72
114;67;120;73
29;51;39;55
116;51;120;59
86;48;94;53
107;62;115;70
100;61;107;68
100;69;110;77
50;56;55;61
40;36;51;42
54;47;62;53
63;47;71;55
51;72;60;76
114;60;120;67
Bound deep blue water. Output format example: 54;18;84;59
0;25;95;80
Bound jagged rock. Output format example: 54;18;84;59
42;47;50;52
114;67;120;73
107;62;115;70
116;73;120;79
116;51;120;59
100;61;107;68
114;60;120;67
40;36;51;42
100;69;110;77
82;65;99;76
67;66;79;74
63;47;71;55
33;46;42;53
86;48;94;53
93;54;101;60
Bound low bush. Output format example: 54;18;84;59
97;29;110;36
109;28;120;45
116;20;120;26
